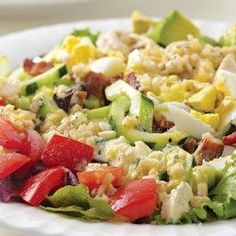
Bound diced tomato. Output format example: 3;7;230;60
19;166;66;206
27;129;46;160
223;132;236;146
0;115;31;155
77;167;123;190
110;178;158;222
15;130;46;178
0;153;31;179
41;135;94;171
0;97;5;106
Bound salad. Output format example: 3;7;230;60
0;10;236;225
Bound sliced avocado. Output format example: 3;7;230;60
20;64;67;96
87;105;111;120
132;10;159;34
220;24;236;46
200;35;219;46
150;10;200;46
109;95;188;150
105;79;154;132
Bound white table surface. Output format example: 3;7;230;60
0;0;236;235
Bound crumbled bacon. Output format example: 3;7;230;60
124;72;140;89
84;71;110;98
23;59;54;76
194;133;224;165
53;91;73;112
153;115;175;133
181;137;199;154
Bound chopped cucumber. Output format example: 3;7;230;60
87;105;111;120
105;79;154;132
84;95;101;109
33;87;58;119
0;55;11;77
109;95;188;150
150;10;200;46
20;64;67;96
216;118;236;139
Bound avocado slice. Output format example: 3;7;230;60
220;24;236;46
150;10;200;46
132;10;159;34
200;35;219;46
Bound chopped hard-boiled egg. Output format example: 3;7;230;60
214;69;236;99
190;110;219;130
90;57;125;77
215;98;236;129
187;85;217;112
62;35;97;65
160;103;215;138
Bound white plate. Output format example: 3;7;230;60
0;18;235;236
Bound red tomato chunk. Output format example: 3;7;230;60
223;132;236;146
78;167;123;190
41;135;94;171
19;166;66;206
110;178;158;222
0;115;30;155
0;153;31;179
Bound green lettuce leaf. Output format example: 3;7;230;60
209;155;236;219
71;28;100;45
41;184;114;221
154;200;224;225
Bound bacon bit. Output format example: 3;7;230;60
124;72;140;89
194;133;224;165
84;71;110;98
0;97;5;106
53;91;73;112
181;137;199;154
23;59;54;76
76;91;87;105
153;115;174;133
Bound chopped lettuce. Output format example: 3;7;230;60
209;155;236;219
71;28;100;45
41;184;114;221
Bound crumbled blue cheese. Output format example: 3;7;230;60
161;182;193;223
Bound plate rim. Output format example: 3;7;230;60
0;17;235;236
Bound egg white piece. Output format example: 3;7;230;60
90;57;125;77
215;69;236;99
161;104;215;139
